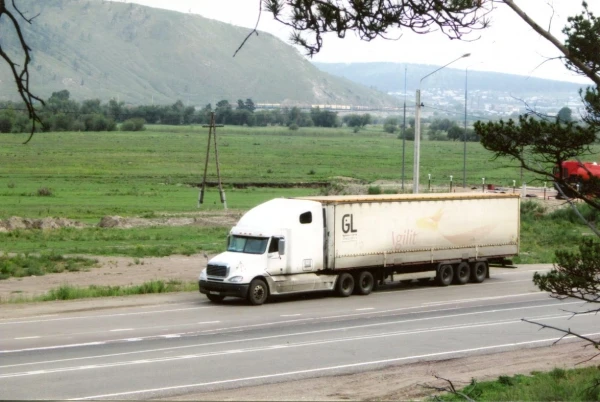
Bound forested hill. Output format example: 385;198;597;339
0;0;395;107
313;62;585;94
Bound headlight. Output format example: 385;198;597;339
228;276;244;283
199;270;207;280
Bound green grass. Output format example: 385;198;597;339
0;226;230;257
1;126;599;263
434;367;600;401
2;280;198;303
0;253;97;280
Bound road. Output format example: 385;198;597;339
1;264;597;400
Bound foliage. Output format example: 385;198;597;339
264;0;490;57
120;118;146;132
26;280;198;302
0;253;97;280
384;117;398;134
435;367;600;401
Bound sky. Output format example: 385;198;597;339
117;0;598;84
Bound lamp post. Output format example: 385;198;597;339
413;53;470;194
463;62;481;188
401;66;407;191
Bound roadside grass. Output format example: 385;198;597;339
0;226;230;257
515;200;597;264
434;367;600;401
0;253;97;280
2;280;198;303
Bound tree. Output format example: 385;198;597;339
383;117;398;134
557;106;573;123
472;2;600;352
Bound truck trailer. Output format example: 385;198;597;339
199;193;520;305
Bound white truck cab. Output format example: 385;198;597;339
199;198;336;304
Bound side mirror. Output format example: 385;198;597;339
278;238;286;256
226;235;231;249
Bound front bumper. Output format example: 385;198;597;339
199;280;249;298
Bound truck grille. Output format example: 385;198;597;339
207;264;229;278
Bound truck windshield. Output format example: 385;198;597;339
228;236;269;255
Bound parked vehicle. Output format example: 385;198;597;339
199;193;520;305
553;160;600;197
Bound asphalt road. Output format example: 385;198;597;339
1;264;598;400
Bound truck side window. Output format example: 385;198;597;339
299;211;312;224
268;237;279;253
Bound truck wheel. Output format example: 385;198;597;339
471;261;487;283
453;262;470;285
207;294;225;303
336;273;354;297
354;271;374;295
247;279;268;305
436;264;454;286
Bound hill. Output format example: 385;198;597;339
0;0;396;107
313;62;585;95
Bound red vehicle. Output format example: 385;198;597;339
553;160;600;197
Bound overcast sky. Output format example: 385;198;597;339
118;0;597;84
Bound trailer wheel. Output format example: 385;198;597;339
354;271;374;295
453;262;470;285
471;261;487;283
247;279;268;305
207;294;225;303
336;273;354;297
436;264;454;286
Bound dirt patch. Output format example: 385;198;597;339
0;254;210;301
0;217;85;232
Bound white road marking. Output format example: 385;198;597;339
14;336;40;340
162;334;181;339
109;329;133;332
1;300;581;356
70;332;600;400
280;314;302;317
421;292;544;306
356;308;375;311
125;338;142;342
197;321;220;325
0;307;213;326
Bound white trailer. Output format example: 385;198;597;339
199;193;520;305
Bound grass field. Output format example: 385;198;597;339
0;124;598;261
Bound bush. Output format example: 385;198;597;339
37;187;53;197
289;123;299;131
368;185;382;194
121;118;146;131
0;115;13;133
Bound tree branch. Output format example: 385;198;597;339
502;0;600;86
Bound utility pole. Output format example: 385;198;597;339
401;65;407;192
199;112;227;209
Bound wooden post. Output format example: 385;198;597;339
199;112;227;209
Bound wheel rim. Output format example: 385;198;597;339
442;268;451;280
253;285;265;301
459;266;468;279
476;264;485;277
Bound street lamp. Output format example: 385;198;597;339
464;62;481;188
413;53;470;194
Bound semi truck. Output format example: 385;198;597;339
199;193;520;305
553;160;600;197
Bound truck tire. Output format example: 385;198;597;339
354;271;374;295
471;261;487;283
247;278;268;305
453;262;470;285
436;264;454;286
336;273;354;297
207;294;225;303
